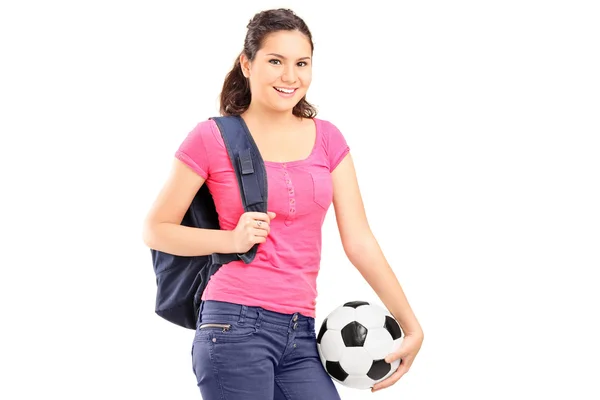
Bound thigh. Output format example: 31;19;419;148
192;318;275;400
273;334;341;400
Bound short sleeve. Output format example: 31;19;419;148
326;121;350;171
174;120;211;179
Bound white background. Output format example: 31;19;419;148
1;0;599;399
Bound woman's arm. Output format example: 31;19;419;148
142;158;235;257
331;153;423;336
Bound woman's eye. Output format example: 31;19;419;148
269;59;309;67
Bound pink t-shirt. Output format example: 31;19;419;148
175;117;350;318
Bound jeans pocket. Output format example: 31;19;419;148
195;320;257;344
310;172;333;210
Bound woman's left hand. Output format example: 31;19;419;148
371;331;424;393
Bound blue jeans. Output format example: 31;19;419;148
191;300;342;399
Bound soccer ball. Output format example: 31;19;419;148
316;301;404;390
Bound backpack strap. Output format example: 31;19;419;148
209;115;268;265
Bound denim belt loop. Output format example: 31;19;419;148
239;305;248;325
256;309;263;329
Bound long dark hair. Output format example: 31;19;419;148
219;8;317;118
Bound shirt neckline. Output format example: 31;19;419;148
240;117;321;168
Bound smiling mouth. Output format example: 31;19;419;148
274;87;297;94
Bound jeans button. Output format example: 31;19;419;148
293;322;298;329
293;314;298;322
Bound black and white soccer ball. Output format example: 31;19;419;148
316;301;404;390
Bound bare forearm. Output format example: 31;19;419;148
143;222;235;257
346;236;423;335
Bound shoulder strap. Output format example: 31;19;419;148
209;115;268;264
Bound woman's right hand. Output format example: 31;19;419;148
231;211;276;253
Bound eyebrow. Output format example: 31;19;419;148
265;53;311;61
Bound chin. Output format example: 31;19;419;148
267;101;298;114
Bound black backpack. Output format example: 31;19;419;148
150;115;268;329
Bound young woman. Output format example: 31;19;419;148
142;8;423;399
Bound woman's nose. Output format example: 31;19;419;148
281;65;297;83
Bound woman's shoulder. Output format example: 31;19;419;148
184;118;226;150
313;117;345;136
312;117;347;146
312;117;350;169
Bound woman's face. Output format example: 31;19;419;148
241;30;313;114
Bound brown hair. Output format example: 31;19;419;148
219;8;317;118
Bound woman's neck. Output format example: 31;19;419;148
241;103;304;133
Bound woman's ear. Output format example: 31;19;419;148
239;53;250;78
